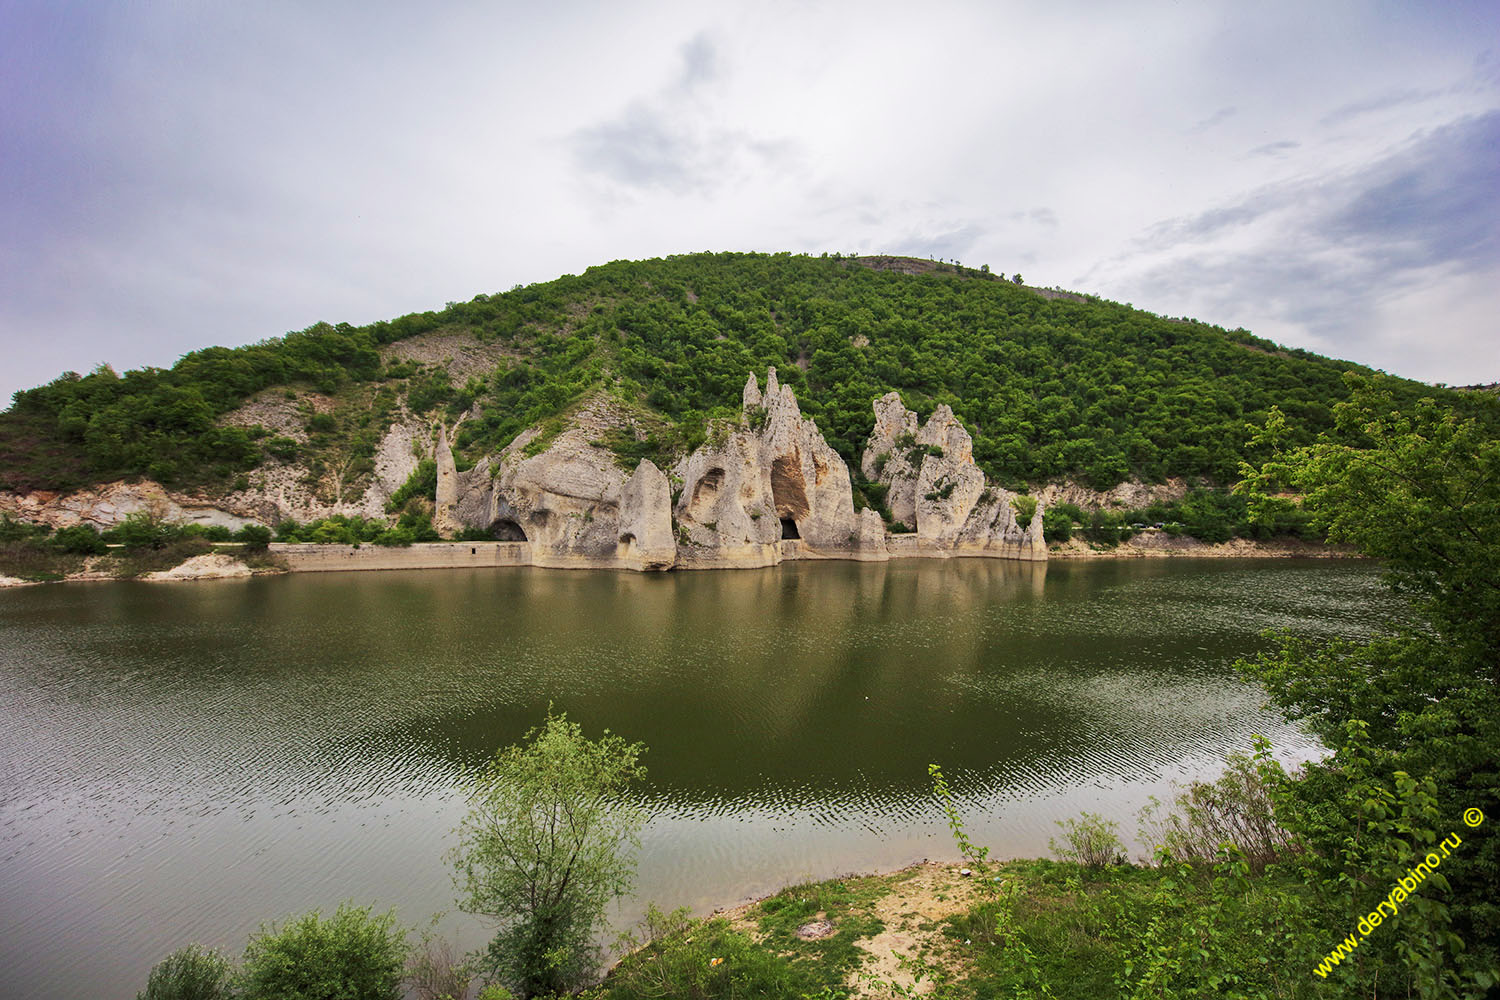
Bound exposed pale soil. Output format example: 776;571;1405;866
1035;477;1190;510
380;328;520;385
141;553;253;581
713;863;982;998
218;388;313;439
846;864;982;996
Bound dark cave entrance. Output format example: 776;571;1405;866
491;519;527;542
779;517;801;540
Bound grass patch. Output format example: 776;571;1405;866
752;876;887;993
521;417;566;458
592;906;817;1000
0;541;84;580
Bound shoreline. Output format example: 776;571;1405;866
1;535;1360;588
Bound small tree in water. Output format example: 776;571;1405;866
450;711;647;998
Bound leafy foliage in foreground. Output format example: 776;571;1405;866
6;253;1488;497
450;712;648;999
238;903;409;1000
136;945;234;1000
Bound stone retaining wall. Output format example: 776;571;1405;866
269;541;532;572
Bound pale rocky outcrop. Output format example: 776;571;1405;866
433;423;462;537
674;369;873;567
4;375;1052;576
446;395;677;571
862;392;921;528
863;396;1045;562
141;553;253;582
0;481;260;532
618;460;677;571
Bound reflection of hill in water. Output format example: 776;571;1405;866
0;560;1387;824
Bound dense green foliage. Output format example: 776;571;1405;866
0;513;276;580
450;713;648;999
1235;376;1500;993
1045;486;1321;547
238;903;409;1000
6;253;1485;499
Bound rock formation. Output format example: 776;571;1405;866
444;395;678;571
673;368;881;567
433;422;463;537
2;372;1051;575
862;394;1045;561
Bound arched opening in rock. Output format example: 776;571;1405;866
491;518;527;541
779;518;801;540
771;454;812;522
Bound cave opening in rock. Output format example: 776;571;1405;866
779;518;800;540
491;519;527;541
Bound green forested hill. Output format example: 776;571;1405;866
3;251;1490;495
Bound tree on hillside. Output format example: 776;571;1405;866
1238;374;1500;991
450;712;647;999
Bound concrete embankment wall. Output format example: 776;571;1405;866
269;541;532;572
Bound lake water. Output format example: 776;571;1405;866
0;558;1394;998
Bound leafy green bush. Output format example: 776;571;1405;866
103;513;184;550
263;436;300;462
1136;742;1294;872
0;514;50;542
1048;812;1126;868
239;903;409;1000
54;522;108;554
136;944;233;1000
450;712;646;999
1011;494;1037;528
233;524;272;550
386;459;437;513
1041;506;1072;543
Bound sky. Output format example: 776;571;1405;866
3;0;1497;406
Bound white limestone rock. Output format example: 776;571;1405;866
618;459;677;571
433;423;462;537
675;368;867;565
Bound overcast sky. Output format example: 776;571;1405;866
4;0;1497;406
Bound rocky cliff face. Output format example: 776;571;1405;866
862;394;1045;562
441;395;678;571
3;370;1052;572
673;369;883;567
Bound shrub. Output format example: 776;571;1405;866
239;902;409;1000
55;523;108;555
136;944;233;1000
1136;742;1293;872
450;712;647;999
264;436;300;462
404;932;473;1000
1011;494;1038;528
386;459;437;514
233;524;272;550
1048;812;1126;867
306;412;337;434
103;513;183;550
1041;507;1071;543
0;514;50;542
